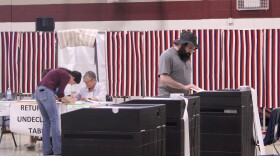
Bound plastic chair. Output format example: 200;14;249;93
263;108;280;155
0;116;17;147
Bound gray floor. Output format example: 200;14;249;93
0;134;43;156
0;132;279;156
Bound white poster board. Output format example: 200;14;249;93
10;102;43;137
9;101;109;136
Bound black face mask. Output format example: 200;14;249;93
178;45;191;62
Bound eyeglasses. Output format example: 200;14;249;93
84;79;94;84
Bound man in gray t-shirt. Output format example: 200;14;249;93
158;31;201;96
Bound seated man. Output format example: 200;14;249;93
73;71;106;101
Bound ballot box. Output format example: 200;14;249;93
192;90;255;156
123;96;200;156
61;104;166;156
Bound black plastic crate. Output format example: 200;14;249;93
122;97;200;156
166;122;200;156
191;90;255;156
193;90;252;107
61;104;166;156
200;105;253;134
62;104;165;132
62;127;166;156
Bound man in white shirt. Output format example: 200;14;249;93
73;71;106;101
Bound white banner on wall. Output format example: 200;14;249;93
96;33;106;83
58;46;96;95
58;32;107;96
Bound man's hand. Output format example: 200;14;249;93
71;94;77;98
184;84;196;91
184;84;204;92
160;74;204;92
80;97;87;101
61;96;76;104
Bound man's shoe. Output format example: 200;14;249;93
26;143;36;150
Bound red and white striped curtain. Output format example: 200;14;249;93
107;29;280;108
0;32;57;94
20;32;57;93
106;31;143;96
0;32;21;93
142;30;181;96
106;30;181;97
192;29;223;91
263;29;280;108
188;29;265;108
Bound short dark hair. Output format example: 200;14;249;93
70;71;82;84
57;67;81;84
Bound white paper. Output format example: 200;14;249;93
239;86;265;154
190;87;205;92
85;99;100;104
251;88;265;154
181;97;190;156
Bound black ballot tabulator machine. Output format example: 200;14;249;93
123;96;200;156
192;90;255;156
61;104;166;156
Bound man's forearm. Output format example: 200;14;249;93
160;75;186;90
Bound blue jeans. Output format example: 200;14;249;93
35;86;61;155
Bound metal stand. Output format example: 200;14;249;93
0;116;17;147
